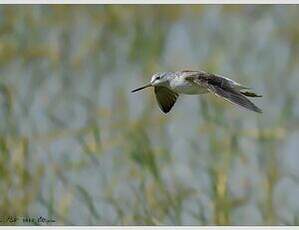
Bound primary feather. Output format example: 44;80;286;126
185;72;262;113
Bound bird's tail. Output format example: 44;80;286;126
240;90;262;97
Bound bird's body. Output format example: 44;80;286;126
168;71;209;95
131;70;262;114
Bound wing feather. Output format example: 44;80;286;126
154;86;179;113
206;84;262;113
187;73;262;113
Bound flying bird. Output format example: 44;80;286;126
131;70;262;114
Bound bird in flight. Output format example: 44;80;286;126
131;70;262;114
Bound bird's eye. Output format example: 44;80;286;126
156;76;160;80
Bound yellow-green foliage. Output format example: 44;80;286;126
0;5;299;225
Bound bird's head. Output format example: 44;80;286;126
131;72;168;93
150;72;168;86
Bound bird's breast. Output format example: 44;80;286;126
170;77;208;95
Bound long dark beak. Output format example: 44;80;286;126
131;83;152;93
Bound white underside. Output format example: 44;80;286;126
169;77;209;95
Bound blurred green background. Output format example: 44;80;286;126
0;5;299;226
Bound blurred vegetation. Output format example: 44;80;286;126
0;5;299;225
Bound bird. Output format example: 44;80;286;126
131;70;262;114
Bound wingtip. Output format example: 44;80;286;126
158;107;171;114
252;106;263;113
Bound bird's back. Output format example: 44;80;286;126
169;71;209;95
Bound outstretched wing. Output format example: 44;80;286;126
204;83;262;113
154;86;179;113
184;71;249;90
186;72;262;113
